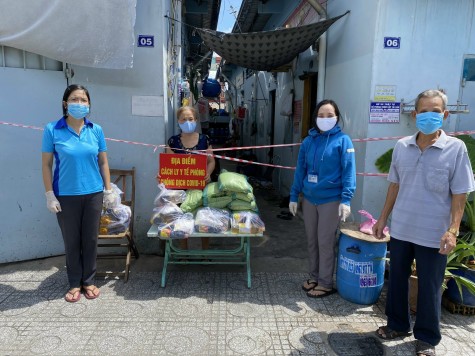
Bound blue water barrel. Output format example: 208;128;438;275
336;223;389;305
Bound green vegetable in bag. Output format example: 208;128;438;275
228;199;258;212
203;182;226;206
218;171;253;193
228;192;255;202
206;196;233;209
181;189;203;212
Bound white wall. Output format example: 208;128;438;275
0;0;172;262
326;0;475;219
0;69;67;262
324;0;379;218
65;0;172;255
222;0;475;221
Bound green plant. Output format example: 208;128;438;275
375;148;393;174
444;192;475;299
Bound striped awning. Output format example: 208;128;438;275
196;12;348;71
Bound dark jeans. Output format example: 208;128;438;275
386;237;447;346
56;192;103;288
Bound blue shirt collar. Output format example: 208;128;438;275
54;116;93;129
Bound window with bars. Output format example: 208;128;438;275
0;46;62;71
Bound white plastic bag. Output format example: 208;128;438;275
154;183;186;206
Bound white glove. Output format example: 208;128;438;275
339;203;351;222
289;202;298;216
103;189;119;209
45;191;62;213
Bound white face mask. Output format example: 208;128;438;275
316;117;337;132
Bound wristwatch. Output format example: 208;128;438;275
447;227;459;236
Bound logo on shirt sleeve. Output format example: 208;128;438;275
347;148;355;153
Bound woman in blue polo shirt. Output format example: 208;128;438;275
41;84;116;303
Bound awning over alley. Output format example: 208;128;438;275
196;11;349;71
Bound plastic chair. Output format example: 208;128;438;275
96;168;139;281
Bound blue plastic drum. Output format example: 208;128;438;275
336;223;389;305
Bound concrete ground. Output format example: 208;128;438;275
1;185;474;355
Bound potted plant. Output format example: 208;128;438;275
444;192;475;306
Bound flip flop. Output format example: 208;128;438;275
306;287;337;298
302;279;318;292
64;288;81;303
416;340;436;356
83;285;101;300
375;325;412;340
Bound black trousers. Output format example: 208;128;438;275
56;192;103;288
386;237;447;346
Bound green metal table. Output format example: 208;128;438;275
147;224;262;288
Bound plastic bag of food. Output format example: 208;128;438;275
150;202;183;225
218;171;253;193
157;212;194;239
99;204;132;235
154;183;186;206
358;210;389;235
230;211;265;234
181;189;203;212
194;207;230;233
103;182;122;209
170;213;195;239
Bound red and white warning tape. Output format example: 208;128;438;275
194;151;297;170
208;142;301;151
2;120;475;174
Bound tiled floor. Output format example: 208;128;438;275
1;265;474;355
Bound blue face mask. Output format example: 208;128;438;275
416;112;444;135
68;103;90;120
179;121;197;133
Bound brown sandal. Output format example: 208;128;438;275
375;325;412;340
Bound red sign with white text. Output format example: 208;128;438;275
159;153;207;189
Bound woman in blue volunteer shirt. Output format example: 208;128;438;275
289;99;356;298
41;84;116;303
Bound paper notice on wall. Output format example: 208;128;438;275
132;96;163;117
374;85;396;101
369;102;400;123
